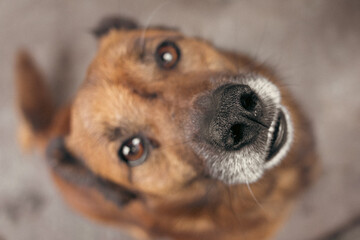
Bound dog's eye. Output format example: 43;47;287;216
155;41;181;69
118;136;148;166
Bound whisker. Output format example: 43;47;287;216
243;158;267;212
224;184;242;225
139;0;173;51
245;178;266;213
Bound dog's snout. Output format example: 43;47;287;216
204;84;266;151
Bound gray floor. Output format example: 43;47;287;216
0;0;360;240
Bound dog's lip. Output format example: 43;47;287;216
266;109;287;161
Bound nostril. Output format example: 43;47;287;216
225;123;244;148
240;92;258;112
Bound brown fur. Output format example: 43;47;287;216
15;20;319;240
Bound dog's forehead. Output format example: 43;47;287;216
81;28;238;100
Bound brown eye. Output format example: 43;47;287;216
119;136;148;166
155;41;181;69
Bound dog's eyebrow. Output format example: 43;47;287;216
103;125;124;141
136;34;183;43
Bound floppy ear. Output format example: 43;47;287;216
15;50;72;152
15;50;55;151
92;16;139;38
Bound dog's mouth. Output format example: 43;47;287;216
264;106;293;169
266;109;287;161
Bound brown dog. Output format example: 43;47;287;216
15;16;319;240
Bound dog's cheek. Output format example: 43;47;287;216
129;147;198;195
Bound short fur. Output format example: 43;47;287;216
15;16;319;240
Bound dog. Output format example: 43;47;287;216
15;16;319;240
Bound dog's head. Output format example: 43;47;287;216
43;16;302;236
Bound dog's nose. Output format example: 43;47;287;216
205;84;266;151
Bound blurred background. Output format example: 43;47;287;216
0;0;359;239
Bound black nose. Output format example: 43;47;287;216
205;84;266;151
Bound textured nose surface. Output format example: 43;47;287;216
207;84;266;151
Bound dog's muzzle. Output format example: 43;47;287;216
189;74;293;184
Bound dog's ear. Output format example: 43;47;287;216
92;16;139;38
15;50;72;151
15;50;57;151
46;137;138;209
